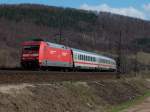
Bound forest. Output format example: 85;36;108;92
0;4;149;73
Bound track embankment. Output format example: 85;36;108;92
0;70;116;83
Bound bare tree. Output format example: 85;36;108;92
116;31;122;78
134;40;139;76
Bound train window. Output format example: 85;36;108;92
78;55;81;60
92;57;94;62
81;55;82;60
81;55;83;60
103;60;105;63
74;54;78;60
104;60;106;63
102;59;104;63
93;57;96;62
88;56;89;61
106;60;108;64
85;56;87;61
90;57;92;61
99;59;102;63
100;59;102;63
80;55;82;60
24;45;39;51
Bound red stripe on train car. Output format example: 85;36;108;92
74;61;113;67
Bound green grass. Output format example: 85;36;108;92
109;91;150;112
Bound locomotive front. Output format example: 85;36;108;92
21;41;41;69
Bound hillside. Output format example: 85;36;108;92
0;79;149;112
0;4;149;69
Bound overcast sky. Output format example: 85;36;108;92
1;0;150;20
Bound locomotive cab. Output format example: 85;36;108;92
21;41;41;69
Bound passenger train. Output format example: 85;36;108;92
21;40;117;71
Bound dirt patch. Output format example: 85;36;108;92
122;97;150;112
0;78;149;112
0;84;34;94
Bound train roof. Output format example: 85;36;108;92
46;42;70;50
72;48;98;56
47;42;65;48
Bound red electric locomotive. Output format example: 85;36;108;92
21;40;73;70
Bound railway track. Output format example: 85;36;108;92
0;70;117;83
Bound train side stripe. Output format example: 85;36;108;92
74;61;113;67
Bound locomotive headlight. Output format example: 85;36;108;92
22;53;39;57
23;54;29;57
32;54;39;56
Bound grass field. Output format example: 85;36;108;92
109;91;150;112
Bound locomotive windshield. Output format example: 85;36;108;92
23;45;39;51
